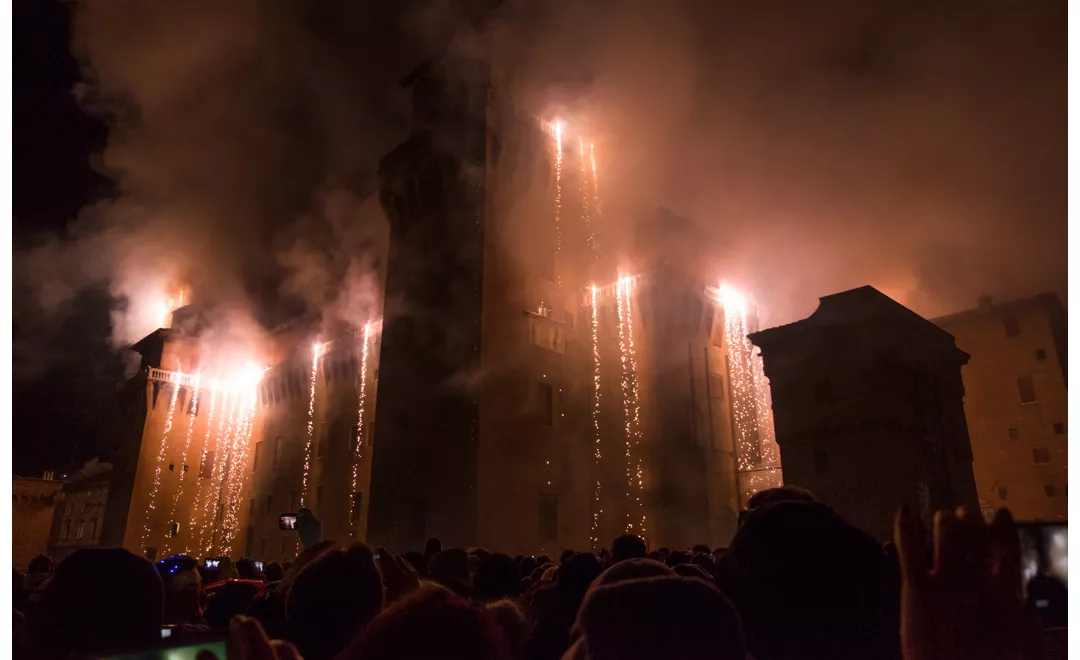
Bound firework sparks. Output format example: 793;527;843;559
141;383;181;551
553;121;564;285
300;343;323;506
589;286;604;548
163;371;202;555
348;323;372;533
186;386;217;555
615;276;646;538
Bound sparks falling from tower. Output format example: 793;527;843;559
141;382;181;550
589;286;604;548
163;371;202;555
204;395;239;555
615;276;646;538
186;386;217;555
552;121;564;285
349;323;373;533
300;343;322;506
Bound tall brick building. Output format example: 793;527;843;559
934;293;1067;522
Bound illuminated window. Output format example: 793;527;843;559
1008;428;1020;441
253;441;265;472
1033;448;1050;464
1017;377;1037;404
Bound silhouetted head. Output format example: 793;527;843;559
536;553;552;567
263;561;284;583
557;553;604;602
235;558;257;579
485;599;529;657
745;485;817;511
36;548;163;657
428;548;470;595
593;558;674;590
403;551;426;576
27;555;53;577
570;576;749;660
204;581;260;630
665;550;691;567
340;583;510;660
287;543;383;660
560;549;576;565
423;537;442;559
673;563;713;581
610;535;647;563
690;552;716;575
216;556;237;581
719;500;887;660
474;553;521;603
520;555;538;579
155;554;203;625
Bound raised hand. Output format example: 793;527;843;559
894;506;1041;660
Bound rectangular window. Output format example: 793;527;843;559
1033;448;1051;464
814;448;829;475
1017;376;1037;403
89;520;97;538
1003;314;1020;337
265;494;273;516
249;499;255;516
253;441;265;472
316;485;323;506
260;538;267;557
77;522;85;539
1053;422;1065;435
538;382;554;426
351;492;363;523
1008;428;1020;441
998;486;1008;500
538;494;558;540
188;393;201;416
1035;349;1047;361
169;522;180;538
62;521;71;539
290;491;298;511
199;452;215;479
272;436;282;467
317;425;328;458
710;374;725;400
1045;484;1058;497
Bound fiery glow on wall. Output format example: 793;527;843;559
552;121;564;284
158;288;188;328
707;282;782;503
163;370;201;556
615;275;647;539
186;386;217;555
348;323;373;533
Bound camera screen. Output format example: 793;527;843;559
279;514;298;530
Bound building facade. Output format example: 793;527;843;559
750;286;979;541
49;459;112;562
368;26;778;554
933;294;1067;522
13;475;62;570
103;311;382;562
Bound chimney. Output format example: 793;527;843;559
977;295;993;311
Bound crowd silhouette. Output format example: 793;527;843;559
11;487;1064;660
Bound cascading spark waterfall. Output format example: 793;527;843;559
552;121;564;285
589;286;604;548
163;372;202;555
615;276;646;538
348;323;373;533
141;383;181;550
186;386;217;555
300;344;322;506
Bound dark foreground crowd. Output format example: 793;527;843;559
12;487;1066;660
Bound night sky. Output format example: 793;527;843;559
13;0;1066;475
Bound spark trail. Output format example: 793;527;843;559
615;276;646;538
301;344;322;506
348;324;372;533
141;383;181;550
589;286;604;548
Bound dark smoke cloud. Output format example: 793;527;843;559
492;0;1065;324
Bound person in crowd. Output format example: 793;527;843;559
560;550;576;566
235;558;257;579
566;576;750;660
609;535;647;564
592;557;674;590
403;550;428;577
536;553;553;567
429;547;472;597
286;543;384;660
216;556;238;582
204;577;261;630
474;553;523;603
527;553;604;660
718;498;890;660
520;555;538;581
263;561;284;583
663;550;691;567
33;548;163;658
673;563;713;581
338;583;511;660
487;598;530;658
690;552;716;575
155;554;207;628
423;537;443;564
